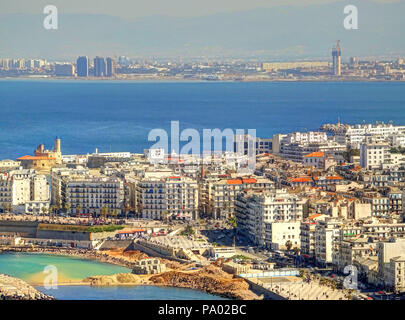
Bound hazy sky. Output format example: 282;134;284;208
0;0;401;18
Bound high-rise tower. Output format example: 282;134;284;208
76;56;89;77
332;40;341;76
106;57;116;77
94;57;106;77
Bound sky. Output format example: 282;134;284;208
0;0;401;19
0;0;404;59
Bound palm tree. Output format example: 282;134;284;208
76;205;82;216
101;206;108;222
41;206;48;217
2;203;12;214
136;203;143;220
161;210;169;223
123;204;130;220
64;203;70;215
110;209;119;223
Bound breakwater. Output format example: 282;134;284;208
0;274;54;300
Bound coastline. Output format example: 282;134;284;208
0;76;404;83
0;247;259;300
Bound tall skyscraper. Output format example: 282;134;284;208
106;57;116;77
332;40;342;76
76;56;89;77
93;56;106;77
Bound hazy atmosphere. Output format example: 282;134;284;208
0;0;404;59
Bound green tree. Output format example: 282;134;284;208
161;210;170;223
41;206;48;217
64;203;70;215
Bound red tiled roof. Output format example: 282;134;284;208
17;155;56;161
304;152;324;158
289;177;312;183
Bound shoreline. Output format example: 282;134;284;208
1;247;258;300
1;77;404;83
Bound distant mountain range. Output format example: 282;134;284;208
0;0;404;60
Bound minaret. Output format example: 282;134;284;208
54;137;61;153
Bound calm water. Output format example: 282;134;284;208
37;285;228;300
0;252;130;282
0;80;404;159
0;252;226;300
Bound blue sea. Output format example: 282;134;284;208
0;79;404;160
37;285;228;300
0;252;226;300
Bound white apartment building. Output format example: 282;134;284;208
280;138;346;163
264;221;301;250
233;134;272;155
206;176;274;220
363;195;390;218
0;160;20;172
315;219;342;266
0;169;50;214
300;221;317;259
236;189;305;247
51;167;90;206
360;139;390;170
51;168;124;215
335;123;405;149
135;172;198;221
378;239;405;292
284;132;328;144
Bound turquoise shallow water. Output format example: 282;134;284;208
0;252;130;282
0;252;226;300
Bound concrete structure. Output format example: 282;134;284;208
360;138;390;170
51;168;124;216
314;219;342;266
378;239;405;292
264;221;300;250
209;247;236;259
133;172;198;221
132;258;166;275
334;122;405;149
236;189;305;247
204;176;274;220
0;169;50;214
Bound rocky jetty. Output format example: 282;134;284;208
149;265;260;300
0;274;54;300
83;273;144;286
